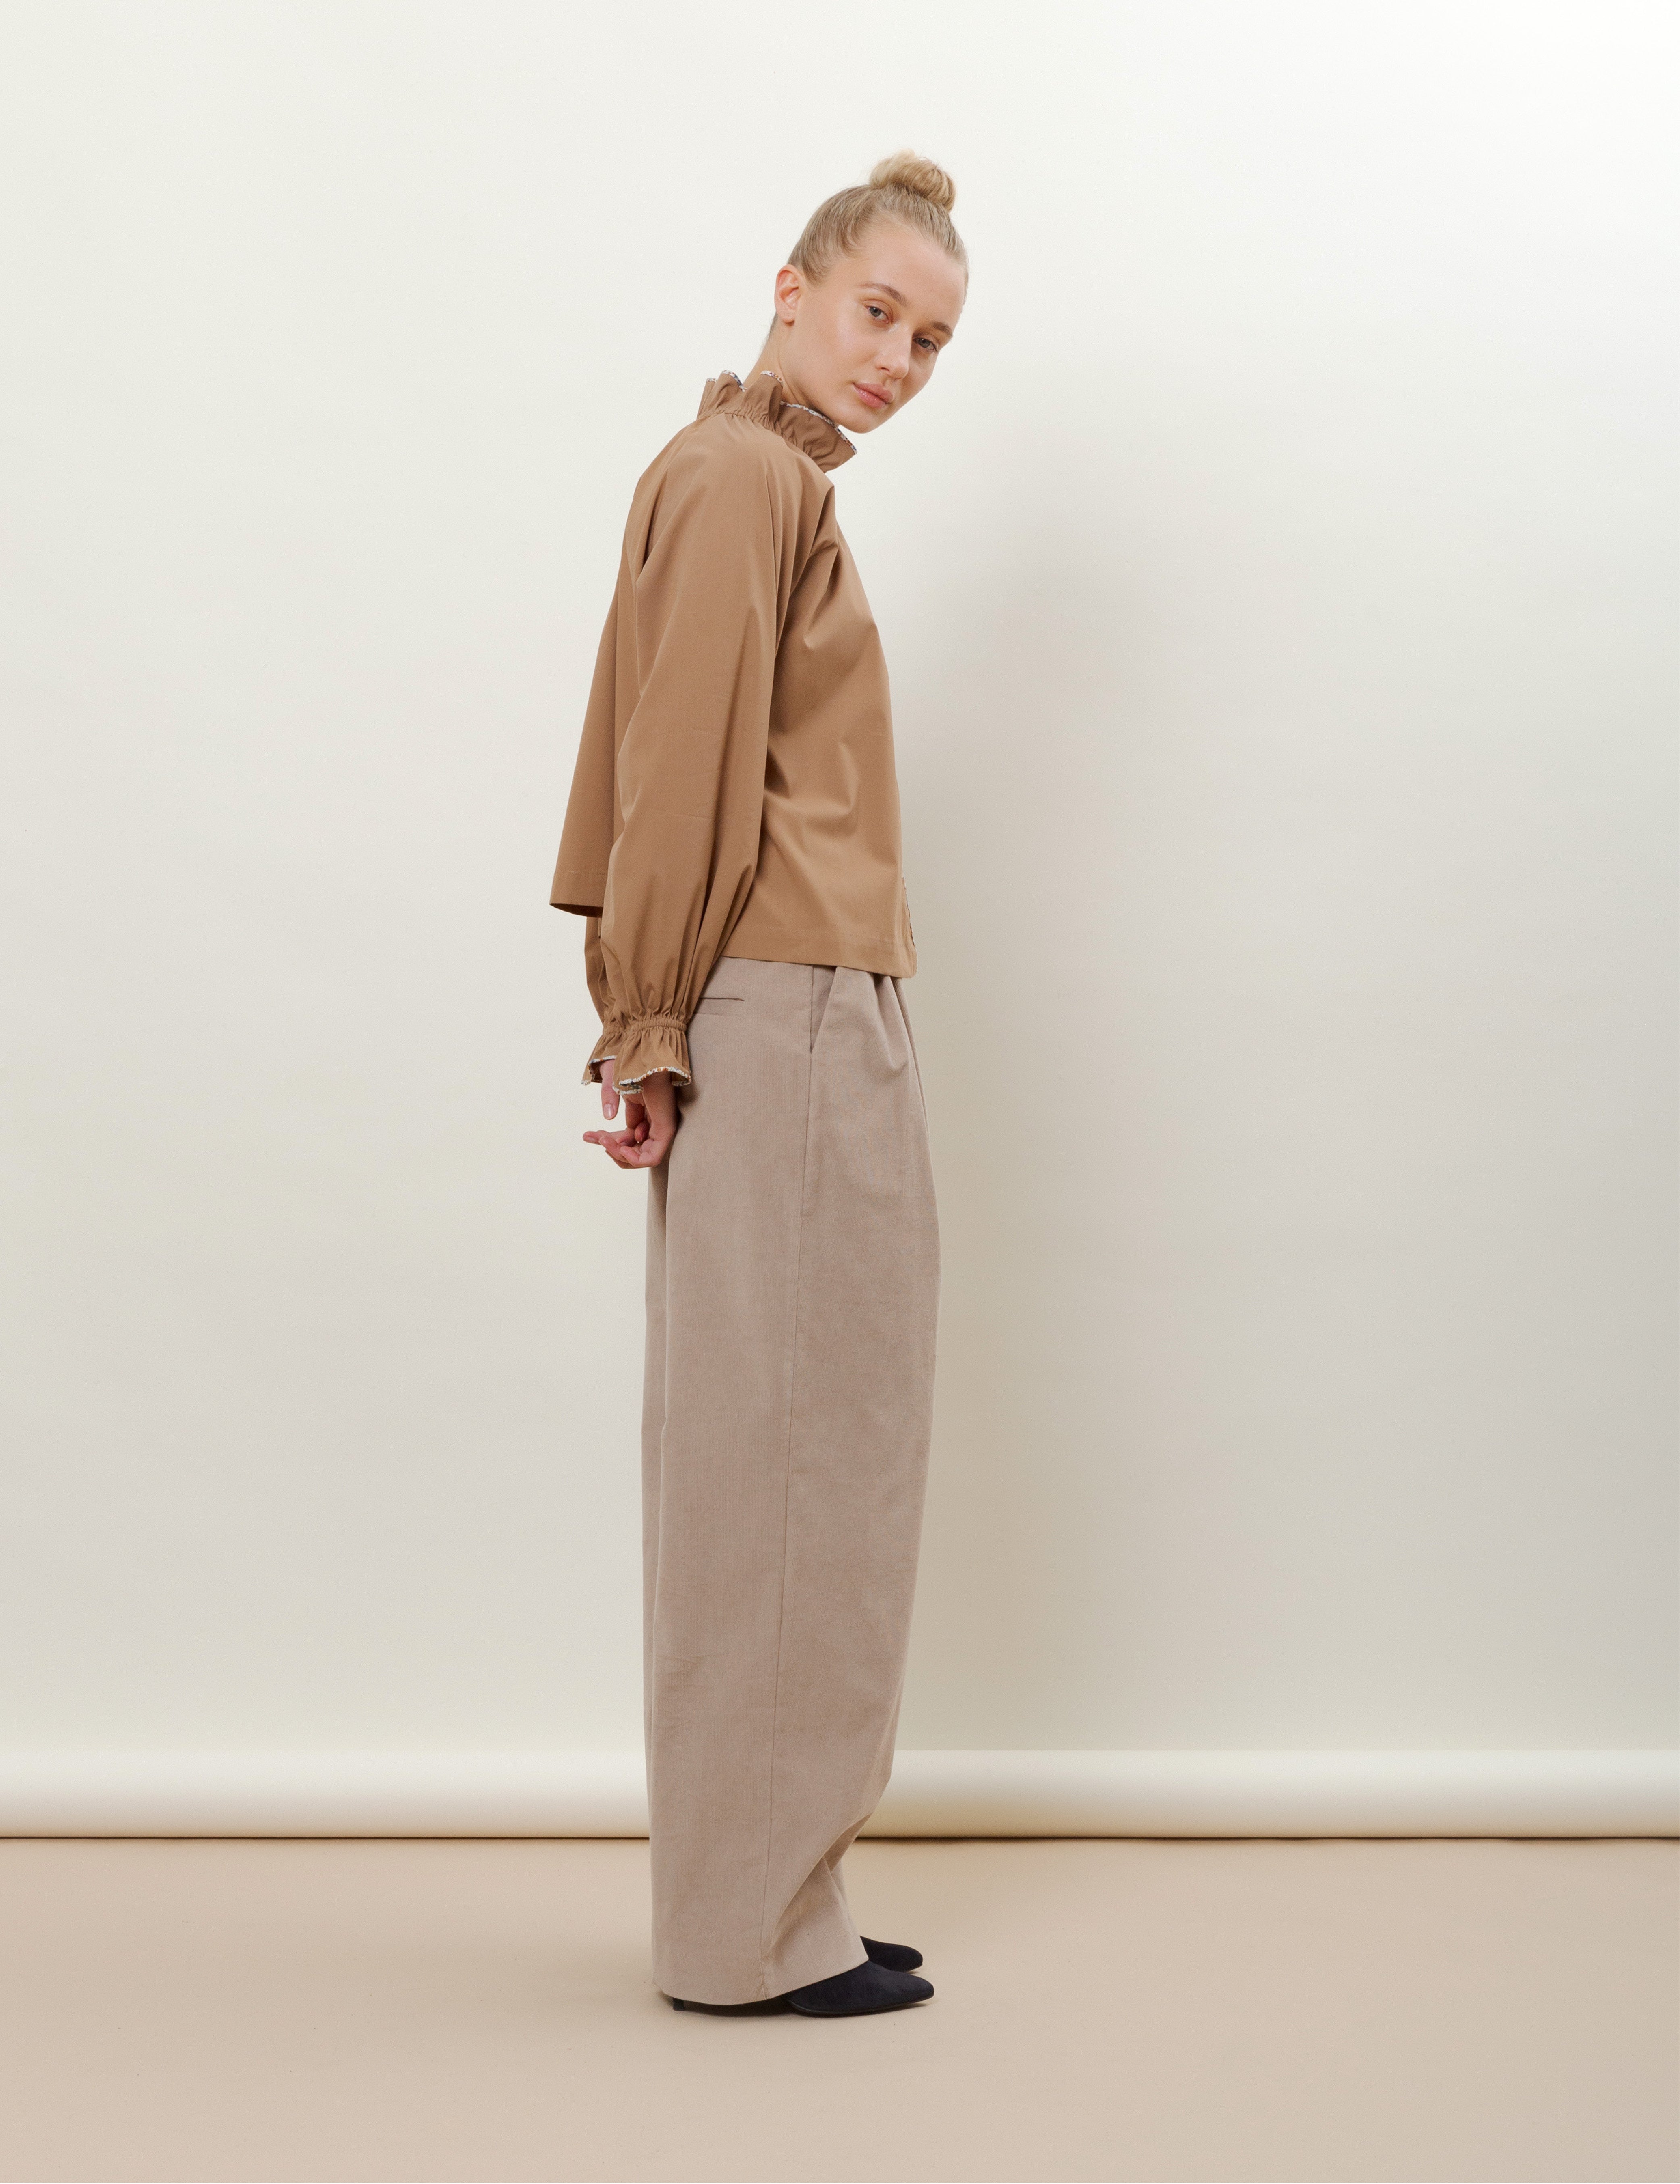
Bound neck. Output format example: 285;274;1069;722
749;332;813;414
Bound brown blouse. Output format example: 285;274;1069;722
550;370;916;1091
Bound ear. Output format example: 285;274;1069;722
772;264;803;326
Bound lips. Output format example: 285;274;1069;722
854;383;892;410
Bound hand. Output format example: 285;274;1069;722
583;1058;679;1169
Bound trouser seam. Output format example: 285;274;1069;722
752;967;816;1996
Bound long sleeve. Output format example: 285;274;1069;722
580;916;623;1077
589;433;792;1091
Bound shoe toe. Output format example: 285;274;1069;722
787;1960;933;2016
861;1935;924;1972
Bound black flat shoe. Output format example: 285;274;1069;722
785;1960;933;2016
861;1935;923;1971
668;1957;934;2017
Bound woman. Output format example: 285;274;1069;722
550;153;966;2019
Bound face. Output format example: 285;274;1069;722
771;223;965;436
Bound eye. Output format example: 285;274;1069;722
916;335;939;354
865;303;888;320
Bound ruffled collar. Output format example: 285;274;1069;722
696;370;855;472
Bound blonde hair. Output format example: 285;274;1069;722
787;151;968;286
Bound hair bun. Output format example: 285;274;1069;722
868;150;957;214
787;154;967;286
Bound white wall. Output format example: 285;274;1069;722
0;0;1673;1762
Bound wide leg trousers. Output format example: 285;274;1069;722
641;956;940;2006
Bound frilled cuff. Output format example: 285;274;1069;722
604;1013;691;1094
580;1013;626;1088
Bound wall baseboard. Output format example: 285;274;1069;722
0;1748;1673;1838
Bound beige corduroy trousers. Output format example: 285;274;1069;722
641;956;940;2006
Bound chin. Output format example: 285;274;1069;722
832;392;892;435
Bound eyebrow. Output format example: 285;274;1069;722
864;282;954;338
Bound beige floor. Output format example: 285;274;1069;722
1;1837;1674;2183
